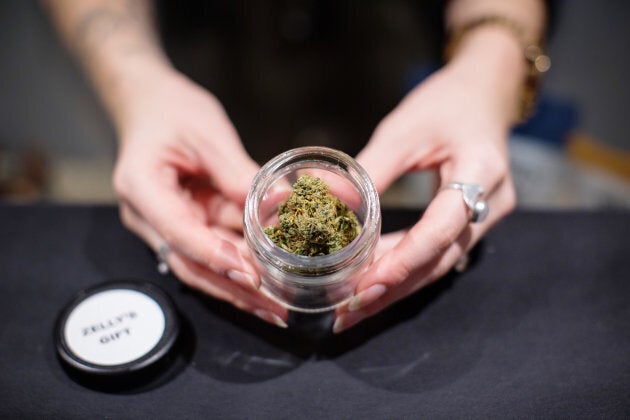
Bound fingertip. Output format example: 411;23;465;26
365;250;410;290
356;146;404;195
227;269;259;290
254;309;289;329
333;310;367;334
216;238;261;288
347;283;387;312
211;156;259;204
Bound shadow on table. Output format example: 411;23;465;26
188;267;484;394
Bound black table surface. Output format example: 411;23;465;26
1;204;628;418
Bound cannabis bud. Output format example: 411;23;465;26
264;175;361;256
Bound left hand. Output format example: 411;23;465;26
334;28;523;333
112;68;289;327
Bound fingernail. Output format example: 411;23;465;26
332;311;364;334
332;316;345;334
347;284;386;311
221;240;243;265
227;269;257;289
254;309;288;329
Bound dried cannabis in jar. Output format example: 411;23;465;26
264;175;361;256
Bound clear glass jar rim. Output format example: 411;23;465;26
244;146;381;279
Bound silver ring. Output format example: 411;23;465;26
157;243;170;275
440;182;489;223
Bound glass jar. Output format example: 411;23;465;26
244;146;381;313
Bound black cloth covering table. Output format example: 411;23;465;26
1;204;628;418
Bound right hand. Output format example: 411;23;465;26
113;67;288;328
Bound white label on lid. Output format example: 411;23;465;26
64;289;166;366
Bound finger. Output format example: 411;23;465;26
460;172;515;253
193;128;260;206
120;201;167;251
118;140;260;285
181;176;245;230
167;255;288;326
120;203;289;327
355;140;410;195
334;193;471;324
333;235;466;333
356;183;509;311
375;230;408;258
336;153;508;332
121;200;248;259
333;176;515;333
360;144;507;288
354;189;471;291
355;121;440;194
119;191;259;291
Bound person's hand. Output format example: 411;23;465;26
112;68;289;328
334;28;523;333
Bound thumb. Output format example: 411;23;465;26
197;131;260;206
355;122;423;194
208;151;259;205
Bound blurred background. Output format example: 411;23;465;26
1;0;629;207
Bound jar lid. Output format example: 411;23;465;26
55;280;180;390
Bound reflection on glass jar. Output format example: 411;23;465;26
244;146;381;313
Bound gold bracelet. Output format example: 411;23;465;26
444;15;551;123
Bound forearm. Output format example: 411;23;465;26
42;0;172;128
444;0;548;124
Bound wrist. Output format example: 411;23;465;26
71;12;174;129
444;13;550;124
445;26;530;124
91;49;176;130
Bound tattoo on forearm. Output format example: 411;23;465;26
73;0;157;63
76;9;127;45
